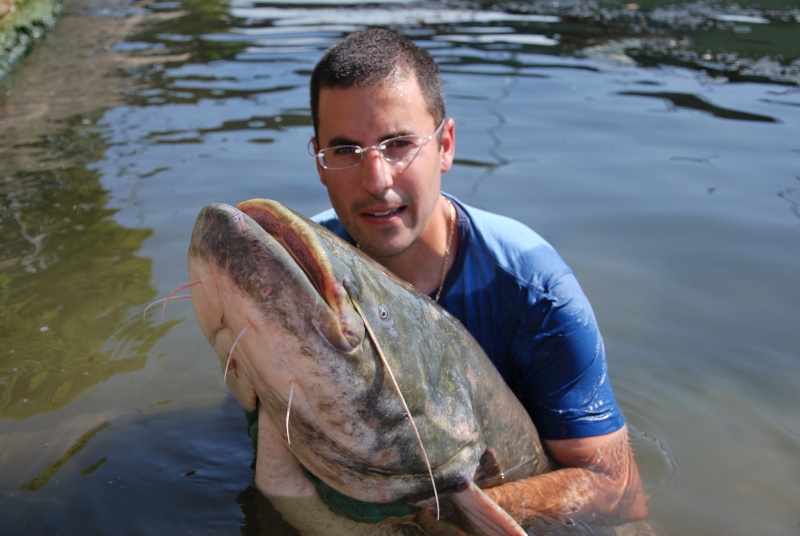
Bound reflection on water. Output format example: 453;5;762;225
0;0;798;534
0;402;268;533
616;90;780;122
1;117;178;420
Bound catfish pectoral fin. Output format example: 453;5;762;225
447;482;526;536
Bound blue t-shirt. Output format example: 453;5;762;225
313;194;624;441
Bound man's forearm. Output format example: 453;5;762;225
482;465;647;527
482;426;648;527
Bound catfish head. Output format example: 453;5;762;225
188;202;362;401
186;200;485;504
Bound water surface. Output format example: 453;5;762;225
1;0;798;534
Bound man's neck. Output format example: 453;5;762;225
377;196;457;298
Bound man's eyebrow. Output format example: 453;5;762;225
326;136;359;147
325;130;415;148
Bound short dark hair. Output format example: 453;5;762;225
310;28;445;137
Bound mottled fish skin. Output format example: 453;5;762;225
187;199;552;519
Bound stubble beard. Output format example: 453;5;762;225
354;226;416;262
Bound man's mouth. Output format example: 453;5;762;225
363;207;405;219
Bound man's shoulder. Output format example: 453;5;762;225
311;208;352;242
461;202;547;246
311;207;338;227
454;197;568;281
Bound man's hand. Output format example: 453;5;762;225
482;425;648;527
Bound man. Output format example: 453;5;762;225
262;27;647;530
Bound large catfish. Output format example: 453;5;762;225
187;199;552;535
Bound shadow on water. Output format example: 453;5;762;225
616;90;780;122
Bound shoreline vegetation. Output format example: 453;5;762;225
0;0;62;80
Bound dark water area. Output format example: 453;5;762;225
1;0;799;534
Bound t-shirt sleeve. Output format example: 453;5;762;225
509;271;625;440
311;208;354;244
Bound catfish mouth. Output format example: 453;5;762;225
238;200;331;299
235;199;363;350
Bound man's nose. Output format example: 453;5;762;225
360;147;392;194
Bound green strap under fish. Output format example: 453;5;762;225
244;409;419;523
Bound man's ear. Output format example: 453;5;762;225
311;138;328;186
439;118;455;174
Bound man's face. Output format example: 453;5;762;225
313;74;454;261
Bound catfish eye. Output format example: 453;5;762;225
378;305;389;319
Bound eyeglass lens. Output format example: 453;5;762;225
322;136;422;169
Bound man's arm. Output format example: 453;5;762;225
482;425;648;527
